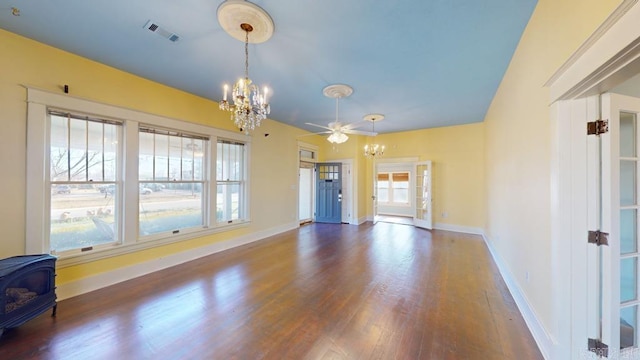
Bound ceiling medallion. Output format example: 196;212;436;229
217;1;274;134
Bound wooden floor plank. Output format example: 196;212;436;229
0;223;542;359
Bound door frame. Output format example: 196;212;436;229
331;158;357;225
548;1;640;358
297;142;318;224
372;157;419;224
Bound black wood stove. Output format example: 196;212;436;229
0;254;57;336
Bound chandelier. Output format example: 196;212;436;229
363;114;385;158
217;1;274;134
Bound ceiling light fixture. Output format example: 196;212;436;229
323;84;353;144
217;0;274;134
363;114;385;158
327;131;348;144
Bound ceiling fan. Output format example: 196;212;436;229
302;84;377;143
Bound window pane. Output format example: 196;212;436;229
50;183;118;252
621;112;637;158
184;139;204;181
139;132;155;181
621;209;638;254
621;257;637;303
102;123;118;182
50;115;69;181
139;182;203;236
392;173;409;204
377;189;389;202
217;183;241;222
621;306;637;349
394;189;409;203
68;118;88;181
621;160;637;206
155;134;169;180
169;136;182;181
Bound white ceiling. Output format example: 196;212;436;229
0;0;538;134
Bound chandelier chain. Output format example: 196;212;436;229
244;29;249;80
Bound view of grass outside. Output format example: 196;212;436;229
139;184;203;236
51;185;208;252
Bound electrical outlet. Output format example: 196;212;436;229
525;271;530;282
441;211;448;218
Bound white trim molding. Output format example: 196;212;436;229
547;0;640;102
433;223;484;235
483;233;553;359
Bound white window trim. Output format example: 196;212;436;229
26;87;251;267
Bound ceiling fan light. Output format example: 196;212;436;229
328;132;348;144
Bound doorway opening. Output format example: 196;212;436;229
373;159;432;229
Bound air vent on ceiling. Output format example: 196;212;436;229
144;20;181;42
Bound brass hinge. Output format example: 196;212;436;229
588;338;608;357
587;119;609;135
588;230;609;246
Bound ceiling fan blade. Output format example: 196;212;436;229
341;120;368;130
305;122;333;131
343;129;377;136
297;131;331;137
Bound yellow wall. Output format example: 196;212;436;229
484;0;620;334
0;29;319;285
320;123;486;229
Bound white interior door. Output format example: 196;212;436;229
298;165;314;223
413;161;432;229
600;93;640;354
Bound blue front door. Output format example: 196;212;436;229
315;163;342;223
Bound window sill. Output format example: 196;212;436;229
56;221;250;269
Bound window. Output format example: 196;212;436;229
139;127;208;236
49;111;122;253
26;88;250;262
377;173;389;202
217;140;245;223
376;172;410;205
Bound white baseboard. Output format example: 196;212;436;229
433;222;484;235
56;221;299;300
482;234;552;360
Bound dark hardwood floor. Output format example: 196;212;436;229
0;222;542;359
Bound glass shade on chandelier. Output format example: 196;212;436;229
327;131;348;144
364;143;385;158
